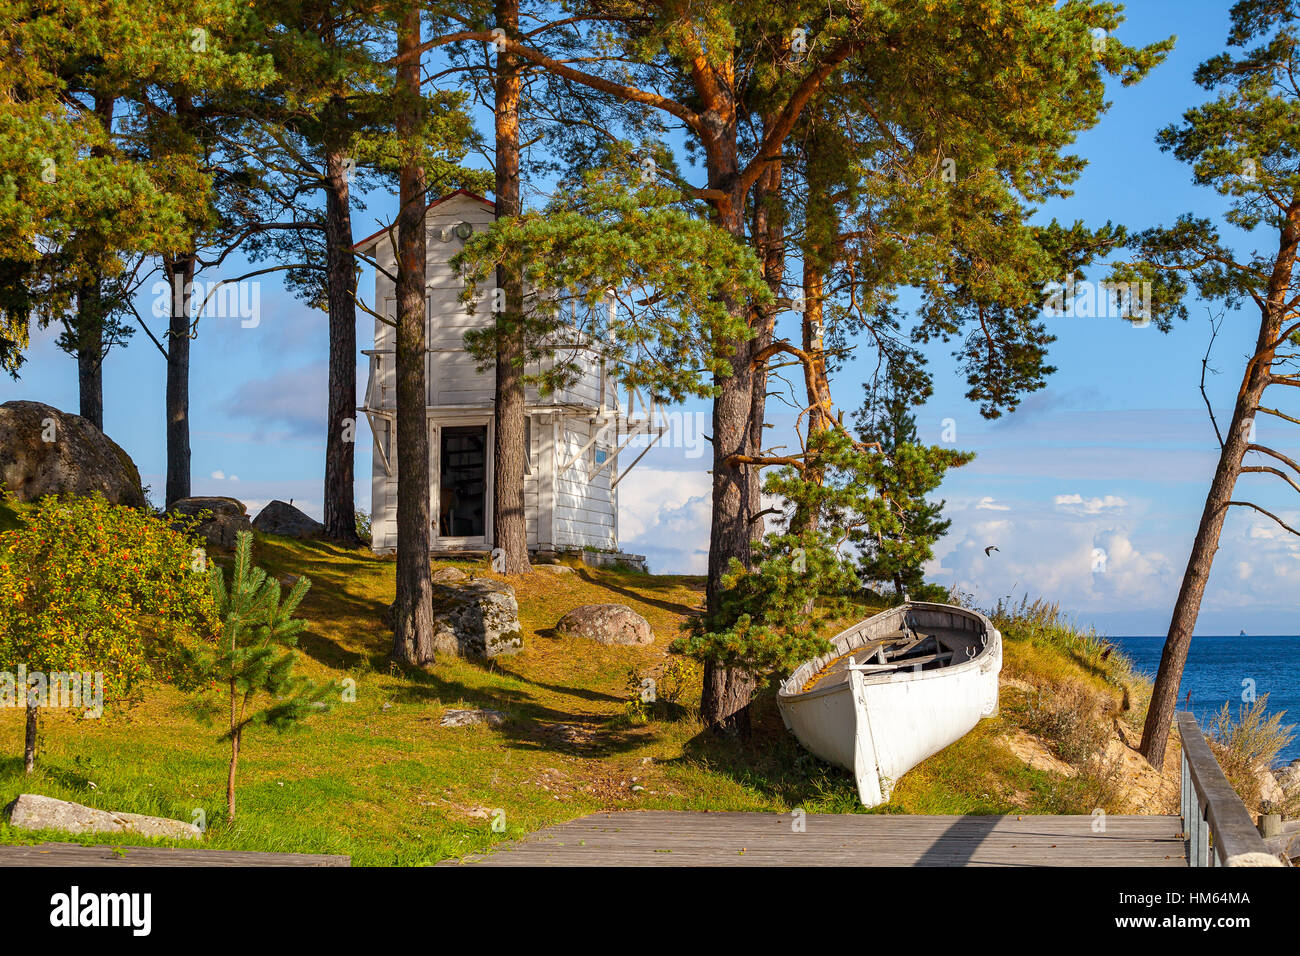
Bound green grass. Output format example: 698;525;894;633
0;507;1164;863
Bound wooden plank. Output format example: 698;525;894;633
1175;711;1281;866
0;843;350;867
447;811;1186;867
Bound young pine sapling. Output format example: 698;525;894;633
201;530;335;822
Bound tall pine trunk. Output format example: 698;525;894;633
392;8;435;665
323;140;361;546
746;132;785;541
792;140;835;535
74;94;115;431
164;254;194;507
700;120;786;734
1140;358;1270;765
75;272;104;430
702;144;759;732
702;322;759;733
1140;200;1300;766
491;0;530;575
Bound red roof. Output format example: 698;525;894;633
352;189;495;253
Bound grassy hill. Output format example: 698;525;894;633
0;512;1177;865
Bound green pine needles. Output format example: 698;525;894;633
199;530;336;823
675;410;973;682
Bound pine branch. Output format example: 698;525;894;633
1227;500;1300;537
1241;465;1300;495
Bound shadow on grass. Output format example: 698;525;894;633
0;756;98;795
575;569;703;617
248;534;393;671
658;687;865;811
488;662;625;706
386;664;659;759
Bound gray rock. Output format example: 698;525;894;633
1257;766;1287;806
439;708;507;728
252;499;325;539
533;564;575;574
430;578;523;659
1273;763;1300;796
5;794;201;841
556;604;653;646
167;496;251;549
0;401;145;507
431;566;470;584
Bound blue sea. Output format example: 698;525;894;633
1114;635;1300;766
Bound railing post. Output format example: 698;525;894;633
1198;805;1211;867
1189;793;1201;867
1175;710;1283;867
1180;750;1191;860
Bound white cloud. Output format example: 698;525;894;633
1054;493;1128;514
211;470;225;480
976;496;1010;511
932;497;1175;620
1247;513;1300;541
617;467;711;573
225;362;328;439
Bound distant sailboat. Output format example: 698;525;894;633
1240;629;1248;637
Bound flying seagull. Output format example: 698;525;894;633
984;545;999;556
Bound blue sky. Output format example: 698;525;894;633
4;1;1296;636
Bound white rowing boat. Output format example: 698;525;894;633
776;602;1002;808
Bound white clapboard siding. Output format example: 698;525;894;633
552;422;616;550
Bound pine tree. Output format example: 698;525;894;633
1112;0;1300;766
490;0;530;574
231;0;483;546
855;375;973;600
0;0;239;391
675;429;896;682
391;4;437;664
111;2;279;505
201;531;335;823
425;1;1172;733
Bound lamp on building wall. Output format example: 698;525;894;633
434;221;475;242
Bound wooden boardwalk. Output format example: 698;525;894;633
451;810;1187;867
0;843;350;867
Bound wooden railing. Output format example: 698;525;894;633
1177;711;1284;867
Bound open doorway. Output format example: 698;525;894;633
438;424;487;545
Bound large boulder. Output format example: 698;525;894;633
167;496;251;549
1272;760;1300;797
556;604;653;646
5;793;201;841
0;401;145;506
252;499;325;540
1257;766;1287;807
430;578;523;659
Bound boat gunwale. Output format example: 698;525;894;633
776;602;999;704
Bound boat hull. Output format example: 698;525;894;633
777;603;1001;807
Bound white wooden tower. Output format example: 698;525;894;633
355;190;663;563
